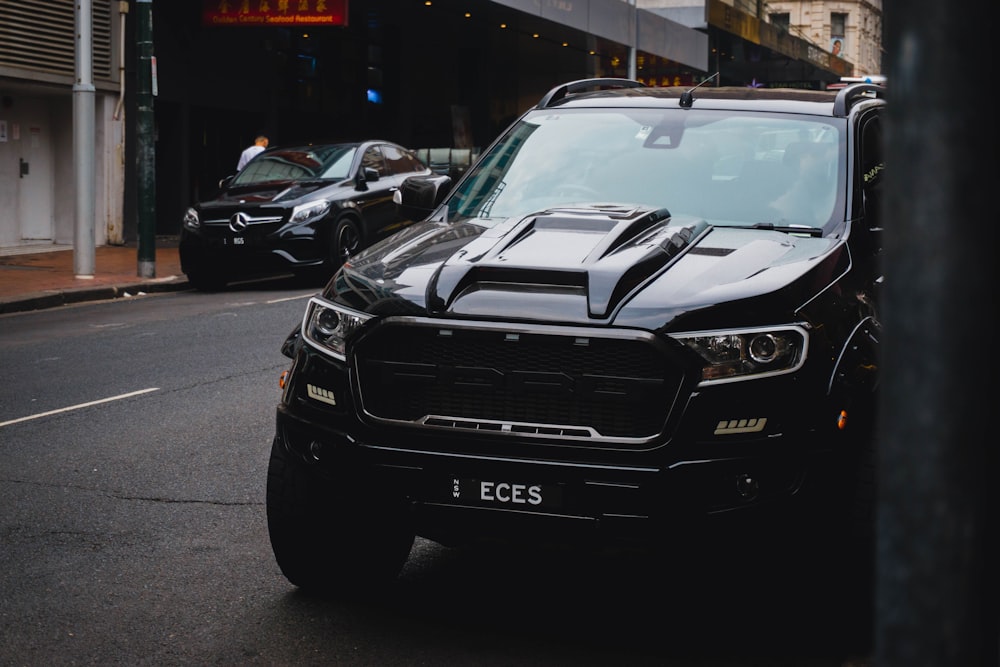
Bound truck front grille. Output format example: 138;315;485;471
352;319;688;443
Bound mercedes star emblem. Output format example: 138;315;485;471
229;212;250;233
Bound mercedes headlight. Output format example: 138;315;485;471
673;325;807;385
183;207;200;230
290;199;332;225
301;297;372;361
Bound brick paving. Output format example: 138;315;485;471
0;240;186;314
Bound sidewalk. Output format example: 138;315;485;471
0;239;189;315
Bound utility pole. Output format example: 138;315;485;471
628;0;637;80
73;0;96;278
136;0;156;277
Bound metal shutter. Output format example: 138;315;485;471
0;0;113;81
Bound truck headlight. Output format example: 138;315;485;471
301;297;372;361
673;325;807;385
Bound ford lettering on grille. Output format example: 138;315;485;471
367;359;661;400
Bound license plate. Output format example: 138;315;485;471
224;236;245;245
450;477;564;511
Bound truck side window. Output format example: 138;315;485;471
860;114;884;229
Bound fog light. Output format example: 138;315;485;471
736;473;759;501
309;440;324;461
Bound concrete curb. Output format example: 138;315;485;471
0;277;191;315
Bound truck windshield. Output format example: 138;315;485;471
445;108;845;231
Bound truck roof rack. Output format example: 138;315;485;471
537;78;645;109
833;82;886;117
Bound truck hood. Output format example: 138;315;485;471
334;205;844;326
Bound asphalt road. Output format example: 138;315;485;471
0;280;872;666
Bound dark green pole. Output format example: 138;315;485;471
136;0;155;277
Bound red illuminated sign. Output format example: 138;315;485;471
202;0;348;27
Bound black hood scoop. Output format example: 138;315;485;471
427;206;709;319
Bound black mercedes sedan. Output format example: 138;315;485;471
179;140;432;290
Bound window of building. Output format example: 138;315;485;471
770;13;790;31
831;12;847;39
830;12;847;56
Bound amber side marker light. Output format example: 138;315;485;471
279;370;289;389
837;409;848;430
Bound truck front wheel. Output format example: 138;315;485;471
265;437;414;595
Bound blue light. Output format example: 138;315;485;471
367;89;383;104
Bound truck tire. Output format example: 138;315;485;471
265;437;414;594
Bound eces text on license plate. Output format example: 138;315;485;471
451;477;563;510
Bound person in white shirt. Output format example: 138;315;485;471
237;135;269;171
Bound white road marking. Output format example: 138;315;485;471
267;293;315;304
0;388;160;428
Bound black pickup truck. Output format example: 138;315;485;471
266;78;886;597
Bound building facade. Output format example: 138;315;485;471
639;0;879;87
759;0;884;78
0;0;126;249
0;0;879;254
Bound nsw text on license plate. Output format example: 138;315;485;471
451;477;563;511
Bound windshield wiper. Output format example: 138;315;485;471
747;222;823;237
293;178;335;185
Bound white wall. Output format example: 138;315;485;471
0;87;123;249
